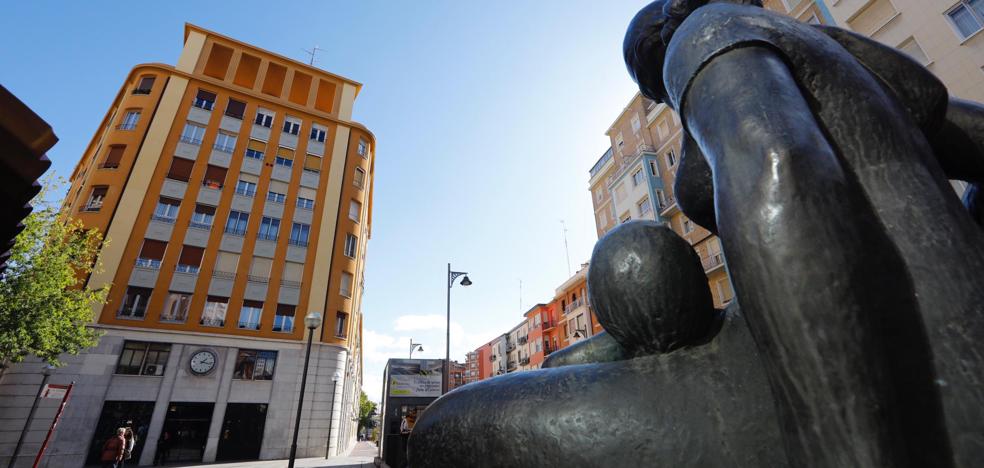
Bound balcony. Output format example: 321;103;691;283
564;299;585;315
589;148;615;180
518;336;528;345
506;343;516;352
520;357;530;366
506;360;517;370
659;194;679;216
702;253;725;272
606;145;656;188
542;320;556;330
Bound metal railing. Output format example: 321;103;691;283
564;299;585;315
189;221;212;230
213;143;235;153
175;264;200;274
237;321;261;330
288;238;309;247
152;214;176;224
212;270;236;280
200;317;225;327
702;253;725;271
192;98;214;111
224;226;247;236
116;122;137;131
247;275;270;283
179;135;203;145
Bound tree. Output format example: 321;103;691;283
0;178;108;365
358;391;378;434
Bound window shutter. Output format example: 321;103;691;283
277;147;294;159
269;180;289;194
239;172;259;184
250;257;273;277
178;246;205;266
139;240;167;260
195;204;216;216
353;168;365;188
138;76;155;90
204;165;227;187
103;145;126;168
283;262;303;282
243;299;264;309
304;154;322;171
197;89;217;102
298;187;317;200
248;139;266;151
216;252;240;272
160;196;181;207
225;99;246;119
207;295;228;304
276;304;295;317
167;157;195;181
91;186;109;199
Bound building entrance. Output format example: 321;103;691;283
162;402;214;463
85;401;155;466
216;403;268;461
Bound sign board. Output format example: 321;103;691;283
41;384;70;400
389;359;443;397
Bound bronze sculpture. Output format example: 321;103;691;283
408;1;984;466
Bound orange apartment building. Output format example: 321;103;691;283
0;24;375;468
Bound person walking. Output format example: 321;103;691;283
153;430;171;466
100;428;126;468
122;427;137;467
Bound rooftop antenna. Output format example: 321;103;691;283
302;45;325;66
560;220;572;277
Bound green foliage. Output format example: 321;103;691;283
358;391;378;432
0;177;108;365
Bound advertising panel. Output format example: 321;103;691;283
389;359;443;397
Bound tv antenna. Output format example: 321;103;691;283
560;220;572;277
302;45;325;66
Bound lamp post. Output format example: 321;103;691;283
409;339;424;359
288;311;322;468
8;364;54;468
445;263;472;393
324;371;343;459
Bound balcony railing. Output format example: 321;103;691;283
659;195;678;214
237;320;261;330
247;275;269;283
179;135;202;145
507;360;517;370
200;317;225;327
152;214;176;224
520;357;530;365
518;336;528;345
134;258;161;269
212;270;236;280
116;122;137;131
702;253;725;272
564;299;585;315
542;320;555;330
213;143;235;153
506;343;516;352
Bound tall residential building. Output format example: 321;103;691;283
448;360;467;390
0;24;375;468
505;320;529;373
522;304;550;368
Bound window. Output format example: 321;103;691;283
250;257;272;280
631;114;642;133
665;150;677;168
201;296;228;327
335;312;349;338
282;118;301;135
102;145;126;169
216;252;240;276
282;262;303;286
133;76;155;95
190;204;215;229
898;37;931;66
632;169;644;186
638;197;652;217
349;200;362;222
947;1;984;38
340;272;354;298
213;132;237;153
203;165;227;189
296;197;314;210
656;189;667;210
357;139;369;157
225;211;249;236
275;155;294;167
303;154;322;173
166;157;195;182
267;191;287;204
225;99;246;119
193;89;216;111
119;110;140;130
620;213;632;223
716;278;735;304
84;186;108;212
245;148;264;160
354;168;366;189
290;222;310;246
344;233;358;258
238;300;263;330
233;350;277;380
180;122;206;145
254;109;274;128
161;292;191;323
258;217;281;241
649;160;659;177
683;219;694;233
310;126;326;142
135;240;166;269
176;245;204;273
154;196;181;222
535;341;542;352
118;287;152;319
273;304;295;333
116;341;170;375
235;180;257;197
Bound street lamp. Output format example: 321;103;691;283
325;371;343;459
409;339;424;359
445;263;472;393
288;311;322;468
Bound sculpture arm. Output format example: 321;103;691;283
540;331;627;368
932;98;984;183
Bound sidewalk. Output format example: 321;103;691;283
161;441;379;468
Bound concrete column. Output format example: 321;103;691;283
202;347;237;462
138;344;184;466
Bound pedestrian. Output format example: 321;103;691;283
153;430;171;466
100;428;126;468
122;426;137;467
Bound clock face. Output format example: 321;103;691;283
189;350;216;375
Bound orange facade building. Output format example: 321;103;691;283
0;24;375;468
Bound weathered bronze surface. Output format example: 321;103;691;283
409;1;984;466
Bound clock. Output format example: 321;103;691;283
189;350;217;375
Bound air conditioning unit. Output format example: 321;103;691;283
144;365;158;375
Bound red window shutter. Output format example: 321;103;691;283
178;246;204;266
195;204;216;216
225;99;246;119
197;89;217;102
243;300;264;309
276;304;295;317
167;158;195;182
103;145;125;168
139;240;167;260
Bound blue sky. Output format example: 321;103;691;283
1;0;647;402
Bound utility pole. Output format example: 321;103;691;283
560;220;572;277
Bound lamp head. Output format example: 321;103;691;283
42;364;55;376
305;311;323;330
460;276;472;287
417;345;424;352
332;371;342;382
